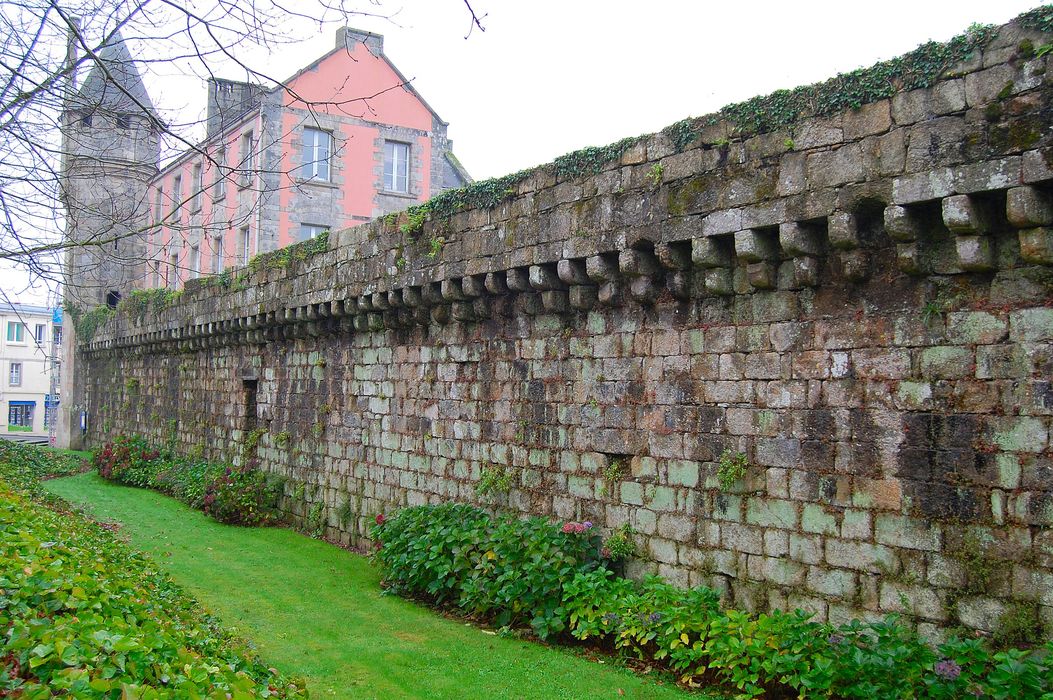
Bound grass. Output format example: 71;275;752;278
46;472;701;699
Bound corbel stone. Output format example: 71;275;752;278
704;268;734;296
517;292;544;315
895;243;924;275
356;296;374;311
386;290;403;308
505;267;531;292
629;276;659;304
431;301;452;324
747;261;778;289
1019;227;1053;264
1007;186;1053;229
586;253;619;283
421;282;444;306
331;300;346;317
884;205;922;242
779;221;823;257
655;242;691;271
619;248;660;277
542;290;569;313
441;279;467;302
472;297;492;318
371;292;390;310
666;270;691;300
692;236;733;268
317;303;331;318
734;229;779;262
955;235;995;271
557;259;590;286
484;272;509;295
569;285;598;309
839;251;870;282
828;211;860;250
597;281;621;306
792;256;821;286
942;195;989;235
529;264;565;290
462;275;486;298
451;302;475;323
353;314;370;332
402;286;422;307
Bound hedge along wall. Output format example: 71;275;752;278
79;13;1053;638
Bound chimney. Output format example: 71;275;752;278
335;27;384;55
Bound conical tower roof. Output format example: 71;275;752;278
70;29;157;119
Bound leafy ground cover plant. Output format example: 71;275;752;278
374;503;1053;698
0;445;307;698
93;434;280;526
371;504;602;638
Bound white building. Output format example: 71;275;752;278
0;303;61;435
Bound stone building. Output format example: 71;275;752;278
145;28;471;289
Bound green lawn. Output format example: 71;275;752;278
46;473;700;699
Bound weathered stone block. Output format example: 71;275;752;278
875;514;941;552
1009;308;1053;342
1007;187;1052;229
734;229;779;262
1018;227;1053;265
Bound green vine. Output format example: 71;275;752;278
717;450;750;491
247;231;329;273
1018;5;1053;33
68;304;115;342
117;288;183;317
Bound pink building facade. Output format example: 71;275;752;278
146;29;469;288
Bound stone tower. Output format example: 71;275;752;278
58;30;159;448
61;29;160;308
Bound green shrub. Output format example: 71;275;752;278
371;504;602;638
92;434;166;487
203;460;282;526
95;435;280;527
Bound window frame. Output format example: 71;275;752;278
6;322;24;343
34;324;45;344
9;362;21;386
301;127;332;181
299;223;329;242
383;140;410;193
239;226;251;265
190;162;203;212
214;147;227;198
239;131;255;188
171;175;183;218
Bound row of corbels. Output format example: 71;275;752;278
888;185;1053;274
84;185;1053;354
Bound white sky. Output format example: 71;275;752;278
2;0;1044;304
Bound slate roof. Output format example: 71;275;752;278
70;30;157;119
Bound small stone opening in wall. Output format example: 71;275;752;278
106;290;121;309
853;198;889;247
242;379;259;433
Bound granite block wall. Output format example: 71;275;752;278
79;18;1053;637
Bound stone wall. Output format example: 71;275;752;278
79;17;1053;638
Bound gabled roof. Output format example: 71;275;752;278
70;29;158;119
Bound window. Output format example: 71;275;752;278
239;226;251;265
189;245;200;278
116;114;131;129
384;141;410;193
9;362;21;386
34;324;45;344
52;326;62;346
153;187;163;223
191;163;203;211
8;403;32;428
80;114;92;128
6;322;24;343
214;147;226;198
106;291;121;309
299;223;328;241
240;131;255;187
212;235;224;274
171;175;182;217
302;128;331;181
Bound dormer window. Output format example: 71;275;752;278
80;114;93;128
116;114;131;129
